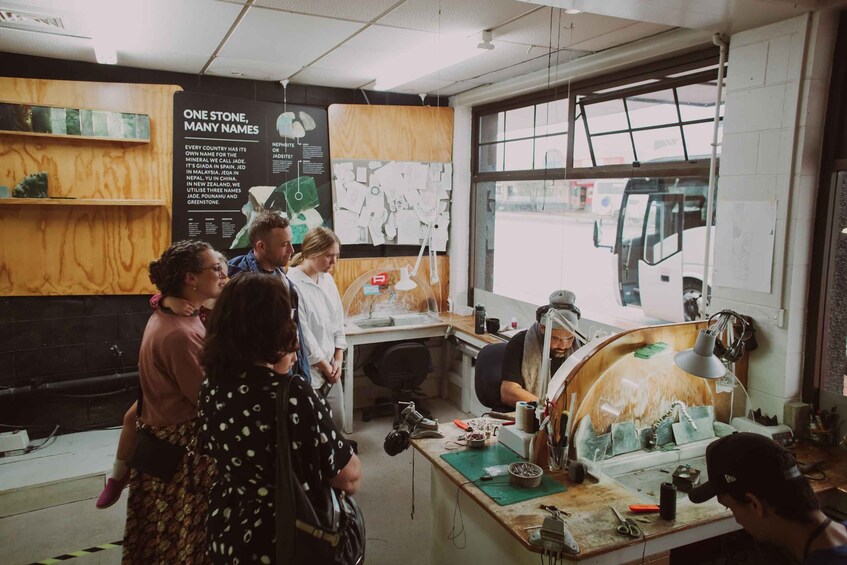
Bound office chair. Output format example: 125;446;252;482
474;342;512;413
362;341;432;427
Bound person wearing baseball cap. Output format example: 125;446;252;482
500;289;583;407
690;432;847;564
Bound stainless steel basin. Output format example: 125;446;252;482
353;317;393;329
595;438;715;500
349;313;440;330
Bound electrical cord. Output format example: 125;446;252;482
35;385;137;400
449;478;482;549
24;425;60;454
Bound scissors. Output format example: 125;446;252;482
611;507;642;538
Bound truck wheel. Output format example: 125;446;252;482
683;278;708;321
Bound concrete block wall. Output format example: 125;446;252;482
712;12;838;419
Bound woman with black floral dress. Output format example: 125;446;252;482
198;273;362;564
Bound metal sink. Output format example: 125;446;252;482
593;438;715;500
352;317;393;329
349;313;441;330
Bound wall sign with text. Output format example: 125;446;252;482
172;92;331;250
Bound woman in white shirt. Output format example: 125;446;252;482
288;227;347;430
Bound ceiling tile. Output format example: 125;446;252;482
254;0;401;22
495;8;670;50
389;76;455;95
569;21;670;51
436;79;492;96
119;51;212;75
289;66;373;89
294;25;436;83
432;41;588;82
521;0;812;34
377;0;540;35
112;0;245;57
206;56;302;81
219;7;364;72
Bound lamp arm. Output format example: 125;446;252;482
542;308;589;346
409;220;435;277
707;309;748;336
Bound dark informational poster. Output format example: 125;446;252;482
172;92;331;250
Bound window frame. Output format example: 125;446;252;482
469;48;724;304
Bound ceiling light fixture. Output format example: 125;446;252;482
373;31;494;92
92;39;117;65
564;9;582;14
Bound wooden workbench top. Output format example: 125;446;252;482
413;426;847;561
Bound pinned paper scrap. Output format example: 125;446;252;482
369;220;386;245
340;181;367;213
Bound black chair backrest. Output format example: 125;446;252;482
474;342;508;409
371;341;431;390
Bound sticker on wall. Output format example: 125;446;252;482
370;273;387;285
362;284;381;296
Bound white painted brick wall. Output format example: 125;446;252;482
713;12;837;419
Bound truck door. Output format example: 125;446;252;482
638;193;685;322
615;191;651;306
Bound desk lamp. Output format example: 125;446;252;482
674;309;749;379
394;220;437;292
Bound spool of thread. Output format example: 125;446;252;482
515;402;535;433
568;460;586;484
660;482;677;520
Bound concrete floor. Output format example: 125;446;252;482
0;398;466;565
3;398;782;565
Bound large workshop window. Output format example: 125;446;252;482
471;50;724;324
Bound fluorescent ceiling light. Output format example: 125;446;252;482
93;39;117;64
87;0;129;65
374;32;494;92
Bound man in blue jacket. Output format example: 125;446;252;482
228;212;312;385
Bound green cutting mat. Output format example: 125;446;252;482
440;444;566;506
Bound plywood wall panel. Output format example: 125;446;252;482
0;78;179;295
328;105;453;162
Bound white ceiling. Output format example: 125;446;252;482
0;0;826;97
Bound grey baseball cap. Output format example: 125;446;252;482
549;289;580;325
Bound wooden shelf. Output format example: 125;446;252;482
0;130;149;143
0;198;165;207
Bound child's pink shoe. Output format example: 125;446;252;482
96;475;129;509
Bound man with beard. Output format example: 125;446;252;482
228;211;312;384
499;290;581;407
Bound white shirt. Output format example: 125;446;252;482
287;267;347;388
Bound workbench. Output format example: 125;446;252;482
412;424;737;565
342;313;503;433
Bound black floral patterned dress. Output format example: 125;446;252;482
198;366;354;564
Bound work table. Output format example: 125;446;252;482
413;425;847;564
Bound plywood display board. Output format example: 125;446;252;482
0;78;179;295
171;93;331;249
328;105;453;248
